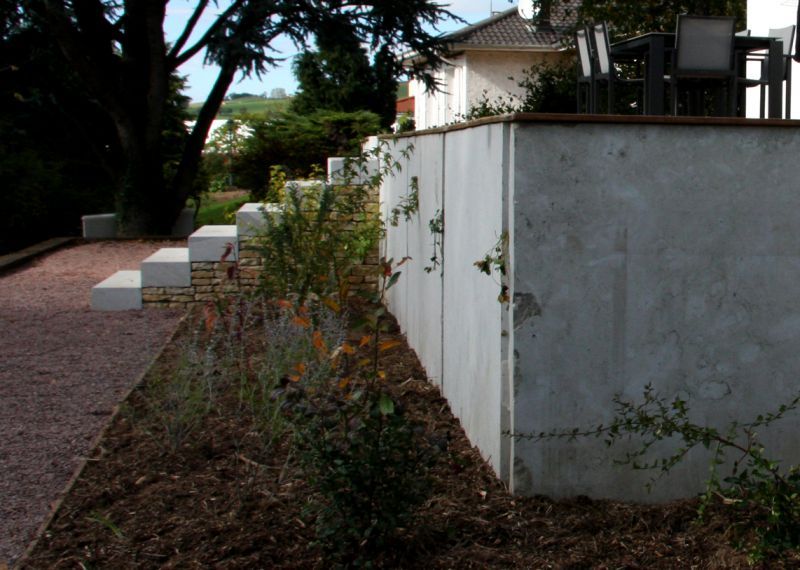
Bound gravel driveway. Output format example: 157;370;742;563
0;241;184;567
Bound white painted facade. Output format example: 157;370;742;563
746;0;798;118
412;50;566;130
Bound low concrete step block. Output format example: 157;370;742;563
188;225;238;262
236;203;282;236
141;247;191;287
82;213;117;238
91;270;142;311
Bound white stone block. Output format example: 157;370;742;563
362;135;379;154
82;213;117;238
327;157;347;184
236;203;282;236
91;270;142;311
188;225;238;262
141;247;191;287
170;207;196;237
327;156;380;185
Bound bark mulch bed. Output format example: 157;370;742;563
17;304;798;569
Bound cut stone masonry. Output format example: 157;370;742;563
91;175;380;310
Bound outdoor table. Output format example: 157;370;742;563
611;32;784;117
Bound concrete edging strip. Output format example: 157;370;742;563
0;238;76;275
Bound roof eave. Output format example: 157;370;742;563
449;43;566;53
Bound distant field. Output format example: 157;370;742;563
187;96;291;118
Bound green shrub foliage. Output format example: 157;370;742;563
224;109;381;199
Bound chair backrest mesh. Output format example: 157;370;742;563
576;28;592;79
768;25;795;57
592;23;611;75
676;15;735;73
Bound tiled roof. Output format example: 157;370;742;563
445;1;580;49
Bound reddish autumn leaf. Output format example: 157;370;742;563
292;315;311;329
204;302;217;332
341;342;356;355
313;330;328;354
378;339;402;352
220;242;234;262
322;297;341;313
359;335;371;348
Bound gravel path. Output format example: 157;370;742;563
0;241;184;567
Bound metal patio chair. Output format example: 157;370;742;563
576;26;595;113
668;15;737;116
590;22;643;114
741;25;795;118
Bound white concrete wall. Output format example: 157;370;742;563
511;120;800;501
382;135;445;387
384;115;800;503
746;0;798;118
441;124;508;473
381;123;510;475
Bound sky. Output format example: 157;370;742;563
163;0;519;102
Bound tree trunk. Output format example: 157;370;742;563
112;0;175;236
116;142;174;236
171;60;239;214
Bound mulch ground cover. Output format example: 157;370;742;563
19;304;799;569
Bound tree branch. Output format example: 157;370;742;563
166;0;209;60
171;0;246;69
169;58;238;211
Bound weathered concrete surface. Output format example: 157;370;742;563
512;121;800;501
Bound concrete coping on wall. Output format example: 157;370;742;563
385;112;800;139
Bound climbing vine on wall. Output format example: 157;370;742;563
474;231;509;303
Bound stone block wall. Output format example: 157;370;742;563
142;194;381;308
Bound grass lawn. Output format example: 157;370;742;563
187;96;291;118
193;190;250;226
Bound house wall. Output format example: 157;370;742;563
383;116;800;502
464;50;563;110
746;0;799;118
412;50;569;130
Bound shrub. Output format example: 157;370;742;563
229;109;381;199
511;385;800;563
256;145;397;305
276;261;434;566
464;61;578;120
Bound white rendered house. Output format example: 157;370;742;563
746;0;799;118
409;2;579;130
